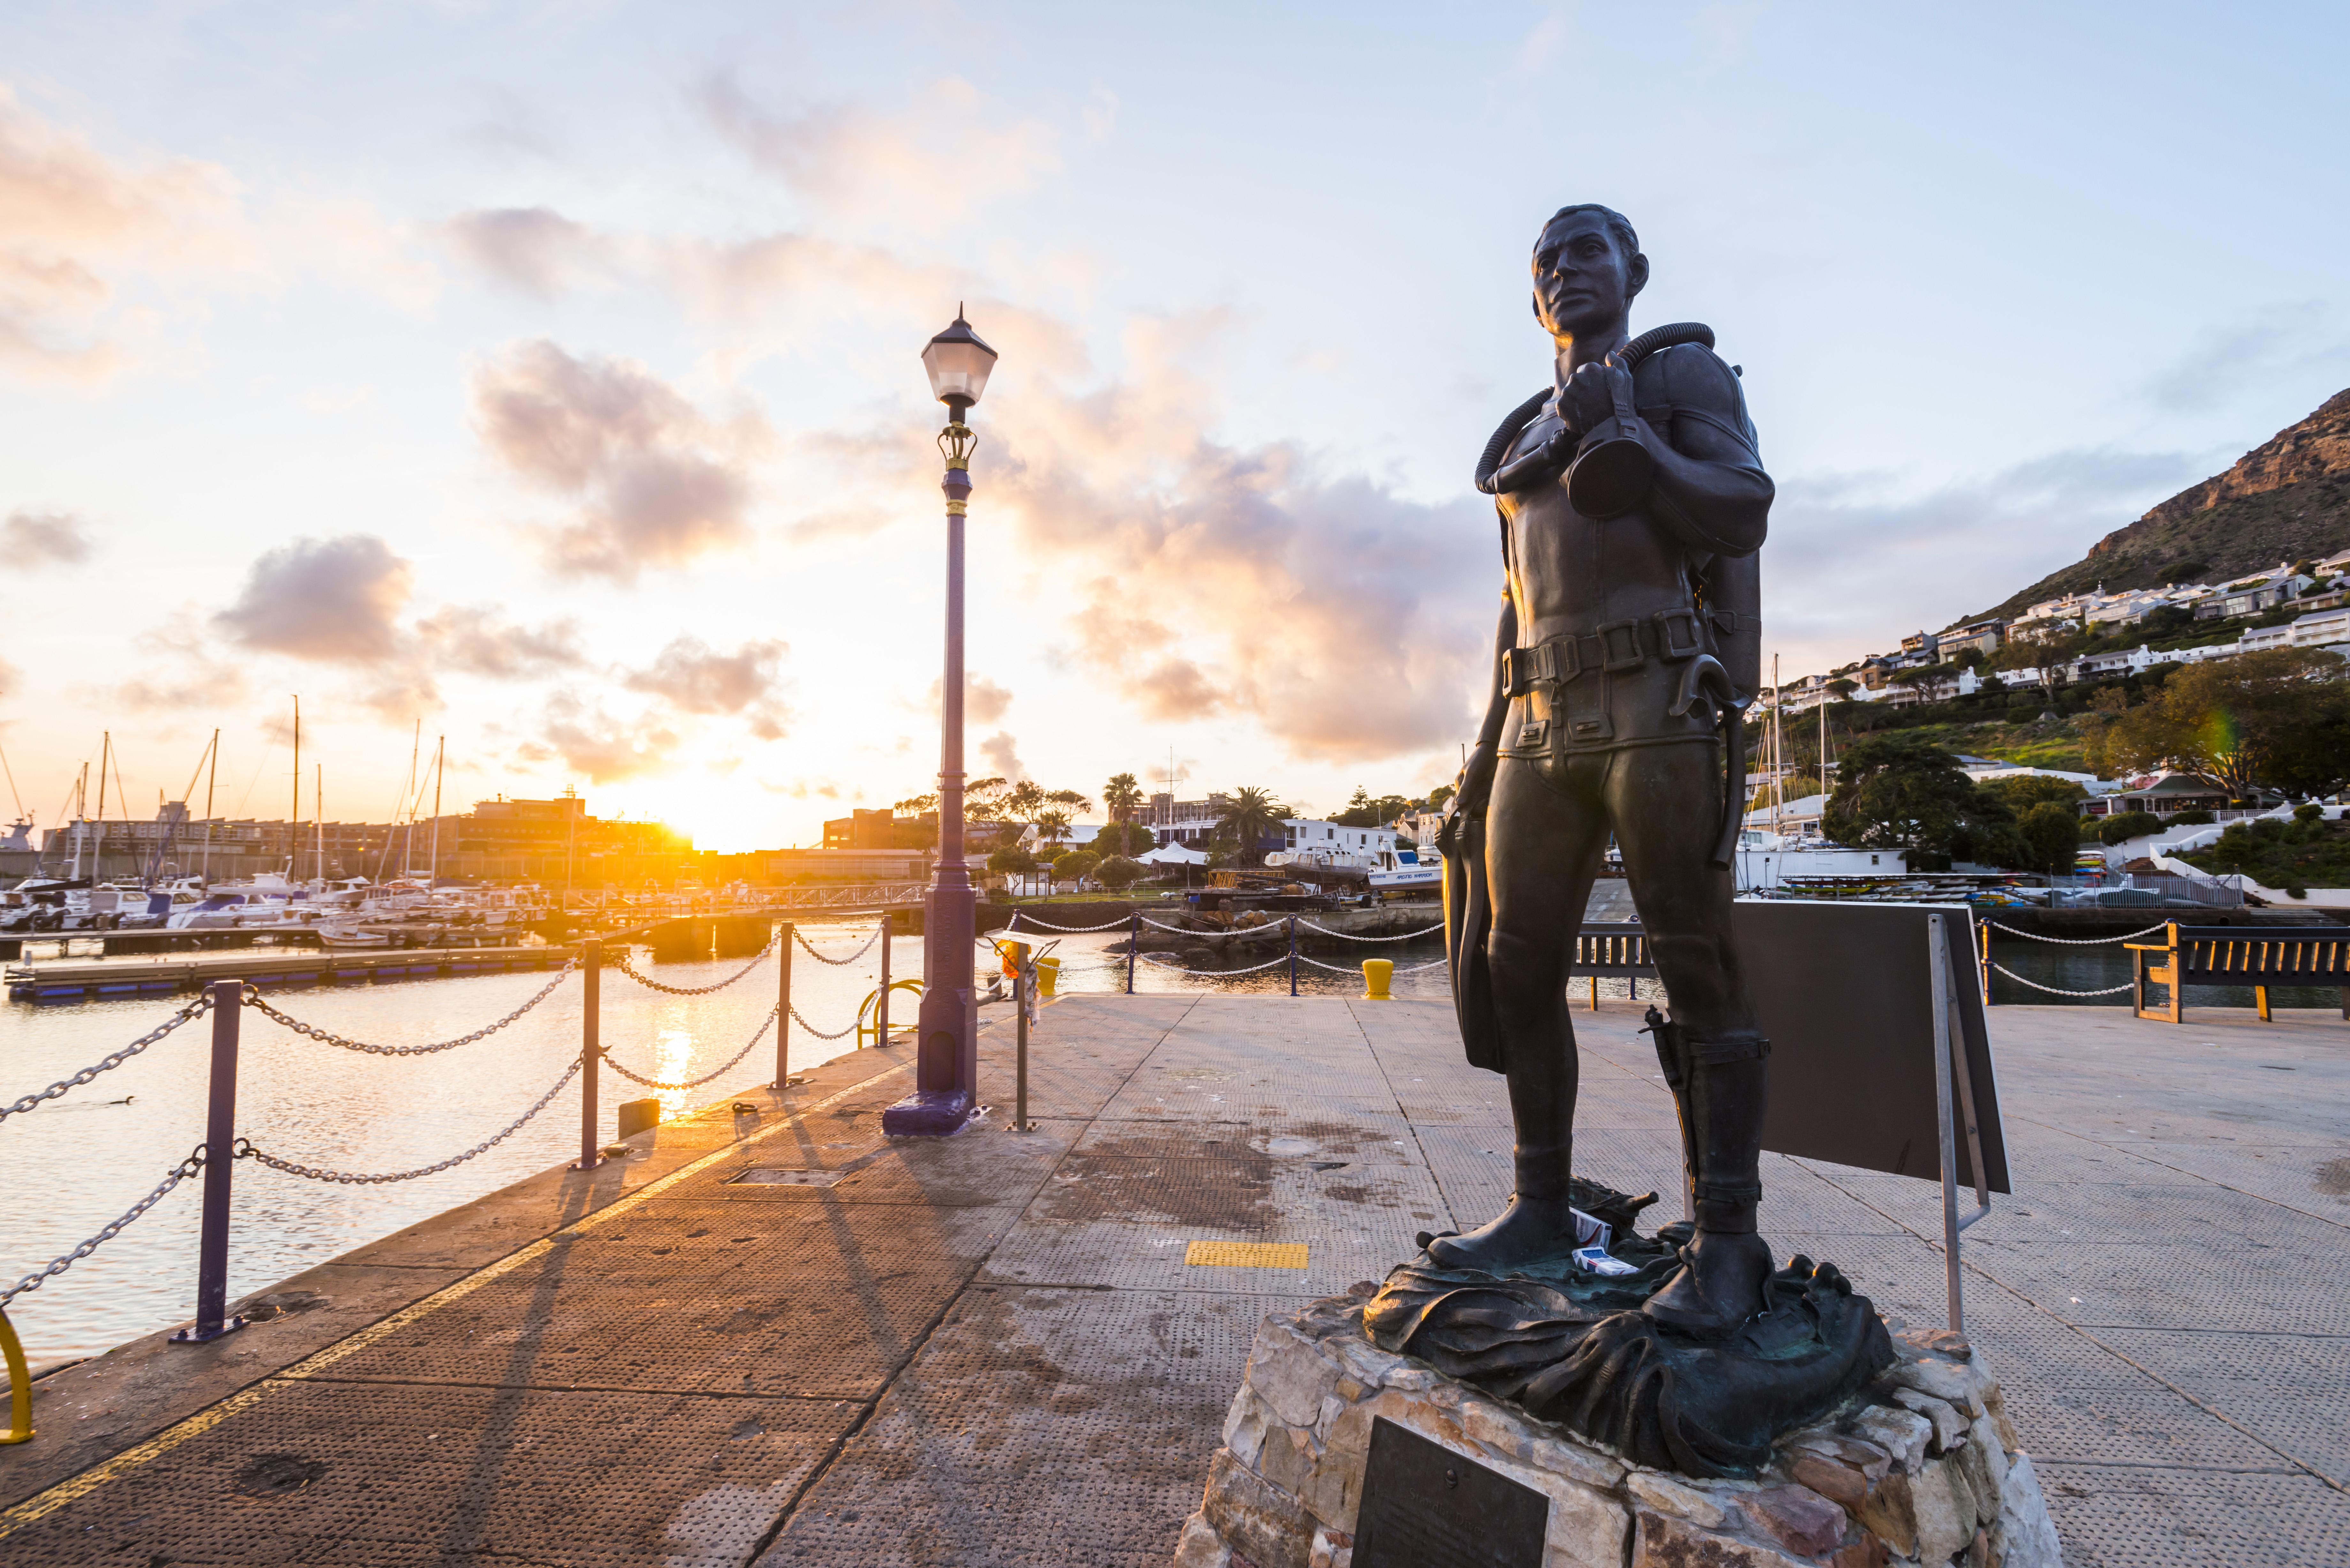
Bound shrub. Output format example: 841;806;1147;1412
2169;809;2215;825
2294;803;2325;823
1095;856;1146;890
1051;849;1101;883
2020;802;2085;874
2097;810;2161;846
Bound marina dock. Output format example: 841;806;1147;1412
1;996;2345;1565
3;943;577;1000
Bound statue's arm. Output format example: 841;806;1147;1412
1451;590;1516;820
1641;346;1772;557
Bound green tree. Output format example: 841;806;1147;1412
1095;855;1146;890
1214;786;1288;865
1982;775;2087;813
1103;773;1143;822
1426;784;1456;811
1092;821;1153;857
1332;788;1413;827
1051;848;1101;884
2101;650;2350;801
1823;735;2002;856
2096;810;2162;846
2019;802;2084;875
986;844;1037;881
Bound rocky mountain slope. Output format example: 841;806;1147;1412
1982;387;2350;619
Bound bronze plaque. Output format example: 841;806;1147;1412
1354;1416;1548;1568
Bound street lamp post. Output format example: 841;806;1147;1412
882;309;999;1138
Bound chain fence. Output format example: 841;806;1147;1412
1294;953;1449;975
1291;919;1445;942
1987;962;2134;998
235;1058;584;1184
602;1010;777;1091
1006;910;1135;933
789;1003;860;1040
1136;951;1293;976
2;992;216;1123
1;1146;206;1307
610;937;773;996
1983;922;2169;946
793;923;885;966
242;961;577;1056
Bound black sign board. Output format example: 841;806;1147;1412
1731;901;2010;1193
1354;1416;1548;1568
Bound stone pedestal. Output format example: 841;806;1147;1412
1173;1291;2061;1568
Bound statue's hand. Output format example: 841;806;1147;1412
1559;357;1636;434
1448;743;1498;828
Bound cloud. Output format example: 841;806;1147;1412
919;673;1013;725
472;340;767;581
537;691;680;782
696;73;1061;226
3;509;93;566
620;635;790;738
2146;303;2345;414
1761;445;2217;673
0;86;242;381
0;654;15;702
414;605;583;678
214;534;413;662
443;207;605;296
979;731;1026;781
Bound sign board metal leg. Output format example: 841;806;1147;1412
1930;914;1993;1334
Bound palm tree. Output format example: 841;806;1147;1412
1035;809;1072;848
1215;786;1288;865
1103;772;1143;822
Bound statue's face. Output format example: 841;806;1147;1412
1532;210;1639;339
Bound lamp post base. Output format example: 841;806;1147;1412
881;1088;981;1137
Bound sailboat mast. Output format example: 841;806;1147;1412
1768;656;1783;839
290;695;301;877
95;732;110;883
203;728;219;881
428;736;444;885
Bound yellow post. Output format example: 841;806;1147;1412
1035;955;1061;997
1362;958;1393;999
1;1308;33;1444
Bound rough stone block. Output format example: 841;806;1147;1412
1627;1470;1728;1528
1383;1365;1438;1392
1259;1421;1318;1499
1788;1429;1892;1484
1889;1387;1968;1452
1528;1432;1627;1489
1854;1467;1917;1558
1741;1484;1847;1558
1251;1324;1339;1428
1910;1456;1977;1566
1630;1508;1812;1567
1848;1406;1932;1472
1830;1532;1891;1567
1174;1511;1233;1568
1882;1355;1979;1417
1307;1524;1353;1568
1225;1384;1277;1469
1203;1448;1316;1568
1991;1454;2062;1568
1965;1412;2008;1494
1789;1455;1866;1512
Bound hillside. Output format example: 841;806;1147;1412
1980;387;2350;620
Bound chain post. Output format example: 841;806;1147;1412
1288;916;1299;997
577;938;602;1170
172;980;246;1345
1014;955;1030;1133
876;912;892;1045
775;920;794;1087
1978;917;1993;1006
1126;912;1138;995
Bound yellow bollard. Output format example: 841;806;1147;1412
1035;955;1061;997
1362;958;1393;1000
1;1308;33;1444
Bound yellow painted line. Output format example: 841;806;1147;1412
0;1057;912;1538
1185;1240;1308;1270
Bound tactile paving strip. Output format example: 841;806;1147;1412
757;1287;1309;1568
2032;1461;2350;1568
2090;1328;2350;1484
1;1379;857;1567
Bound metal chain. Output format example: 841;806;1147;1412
237;1059;583;1183
1984;922;2169;946
609;936;774;996
1988;962;2134;998
793;923;884;965
242;959;578;1056
1136;951;1294;976
2;1146;205;1306
601;1010;776;1090
788;1003;859;1040
1291;919;1445;942
1;992;215;1122
1007;911;1134;933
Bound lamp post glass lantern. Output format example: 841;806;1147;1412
883;309;999;1138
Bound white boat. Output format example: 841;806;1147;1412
1367;844;1440;893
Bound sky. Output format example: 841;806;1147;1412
2;1;2346;853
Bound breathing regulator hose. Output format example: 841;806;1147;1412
1474;321;1717;497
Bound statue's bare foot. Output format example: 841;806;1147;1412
1425;1195;1581;1274
1643;1230;1772;1337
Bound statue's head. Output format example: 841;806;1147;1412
1531;204;1648;340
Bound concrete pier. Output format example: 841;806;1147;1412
1;996;2345;1565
